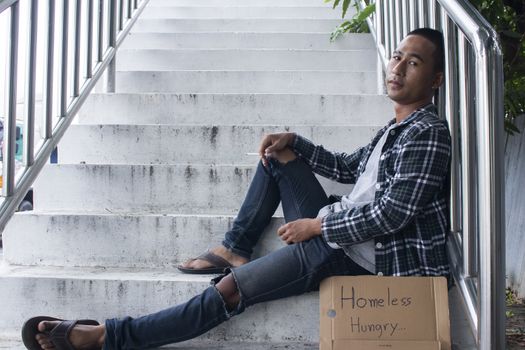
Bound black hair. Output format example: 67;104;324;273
407;28;445;73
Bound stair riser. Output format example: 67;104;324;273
33;164;353;213
59;125;380;164
140;6;349;19
0;272;319;343
132;18;342;33
4;214;286;268
115;71;377;94
121;32;374;50
116;49;376;71
78;94;393;125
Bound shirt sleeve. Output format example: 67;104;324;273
321;124;451;245
292;134;368;184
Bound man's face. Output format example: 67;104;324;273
385;35;442;106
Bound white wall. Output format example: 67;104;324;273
505;115;525;298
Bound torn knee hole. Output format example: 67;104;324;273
216;274;241;311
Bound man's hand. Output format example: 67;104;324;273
258;133;295;167
277;218;322;244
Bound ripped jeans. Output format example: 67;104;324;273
103;158;371;349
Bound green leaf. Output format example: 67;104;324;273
332;0;341;9
330;21;352;42
356;3;376;21
342;0;351;18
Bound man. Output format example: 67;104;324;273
23;28;451;350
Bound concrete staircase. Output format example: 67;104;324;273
0;0;476;348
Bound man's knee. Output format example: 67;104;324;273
216;274;240;311
271;148;297;165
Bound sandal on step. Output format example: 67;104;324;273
22;316;99;350
177;250;234;275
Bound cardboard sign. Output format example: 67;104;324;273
320;276;450;350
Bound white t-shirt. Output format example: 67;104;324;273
317;124;397;273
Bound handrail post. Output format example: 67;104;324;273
374;0;384;95
3;1;20;197
73;0;82;97
43;0;55;140
24;0;38;167
442;12;462;245
475;38;506;350
97;0;104;63
60;0;70;117
87;0;94;79
457;31;477;278
107;0;117;93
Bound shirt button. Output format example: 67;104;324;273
390;130;396;136
375;183;381;190
380;154;385;161
376;242;383;249
377;272;384;276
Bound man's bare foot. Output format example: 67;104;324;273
180;245;248;270
35;320;105;350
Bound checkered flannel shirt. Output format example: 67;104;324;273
292;103;451;277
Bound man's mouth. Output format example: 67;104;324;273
387;79;403;88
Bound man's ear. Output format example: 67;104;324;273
432;72;444;90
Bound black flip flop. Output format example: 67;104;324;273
177;250;234;275
22;316;99;350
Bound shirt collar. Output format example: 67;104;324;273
393;103;437;128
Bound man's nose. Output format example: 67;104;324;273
392;60;406;76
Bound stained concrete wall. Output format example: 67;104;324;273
505;115;525;298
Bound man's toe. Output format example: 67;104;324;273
38;320;59;332
35;334;55;350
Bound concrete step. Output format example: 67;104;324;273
131;18;342;33
58;124;381;165
140;6;348;19
114;70;377;94
3;212;286;268
33;164;352;214
0;338;317;350
116;49;376;71
148;0;334;6
120;32;374;50
0;264;319;344
0;262;477;349
77;93;393;125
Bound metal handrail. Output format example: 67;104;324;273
0;0;149;232
358;0;506;349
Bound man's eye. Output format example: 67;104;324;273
392;56;400;60
409;61;417;66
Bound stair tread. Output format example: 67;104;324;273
0;338;318;350
0;262;226;282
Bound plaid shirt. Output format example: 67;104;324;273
292;103;451;277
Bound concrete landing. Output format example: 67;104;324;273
0;338;318;350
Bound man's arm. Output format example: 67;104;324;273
258;132;368;184
292;134;368;184
321;124;451;245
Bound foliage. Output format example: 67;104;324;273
327;0;525;134
325;0;375;41
468;0;525;134
507;287;518;317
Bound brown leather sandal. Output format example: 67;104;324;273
177;250;234;275
22;316;99;350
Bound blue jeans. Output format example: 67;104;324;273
103;158;371;349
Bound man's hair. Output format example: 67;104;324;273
407;28;444;73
